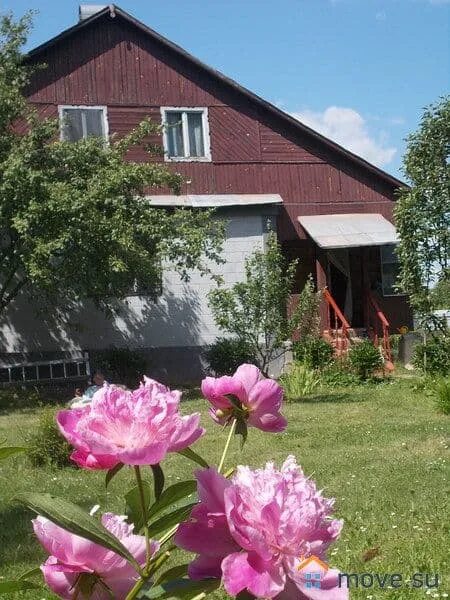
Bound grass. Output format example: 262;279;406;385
0;378;449;599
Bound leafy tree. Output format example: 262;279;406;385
0;13;223;316
208;231;320;375
395;96;450;326
430;270;450;310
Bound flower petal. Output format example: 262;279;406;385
222;551;285;598
233;363;262;396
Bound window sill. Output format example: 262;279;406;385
164;155;212;163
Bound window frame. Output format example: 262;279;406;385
380;244;404;297
160;107;211;162
58;105;109;142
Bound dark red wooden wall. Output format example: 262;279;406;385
26;14;400;243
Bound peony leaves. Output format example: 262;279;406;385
148;480;197;520
125;482;152;532
105;462;124;488
15;493;142;574
177;447;209;468
142;578;220;599
148;503;197;538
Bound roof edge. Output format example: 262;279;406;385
25;4;406;190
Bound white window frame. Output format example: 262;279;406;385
58;105;109;142
160;107;211;162
380;244;404;297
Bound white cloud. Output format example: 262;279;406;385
292;106;397;167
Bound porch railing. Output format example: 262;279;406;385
322;288;350;354
366;289;393;364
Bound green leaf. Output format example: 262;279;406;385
0;580;38;593
18;567;42;581
142;578;220;600
154;564;189;587
105;463;124;488
235;419;248;449
125;482;152;532
151;464;165;501
15;493;141;573
148;503;196;538
177;447;209;468
0;446;26;460
148;480;197;519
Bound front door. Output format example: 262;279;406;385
327;249;352;323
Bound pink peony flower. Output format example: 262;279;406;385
57;377;204;470
201;363;287;432
175;456;347;599
33;512;157;599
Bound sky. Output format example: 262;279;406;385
1;0;449;179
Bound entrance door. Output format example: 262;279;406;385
327;249;352;324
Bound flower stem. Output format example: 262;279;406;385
218;418;237;474
133;465;152;563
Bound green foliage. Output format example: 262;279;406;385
0;13;224;316
395;96;450;322
95;347;147;388
430;271;450;310
434;378;450;414
25;407;72;468
320;361;360;388
292;336;334;369
0;387;43;411
208;232;320;374
413;334;450;375
204;337;256;375
348;340;383;380
279;363;320;400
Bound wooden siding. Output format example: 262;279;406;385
26;13;401;243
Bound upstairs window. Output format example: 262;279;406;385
161;108;210;161
59;106;108;142
380;244;401;296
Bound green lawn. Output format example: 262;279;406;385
0;378;448;599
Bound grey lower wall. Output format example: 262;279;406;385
0;208;277;383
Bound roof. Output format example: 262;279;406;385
26;5;405;190
298;213;398;249
146;193;283;207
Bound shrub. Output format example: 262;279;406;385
205;337;256;376
26;407;72;468
320;361;360;388
279;363;320;400
95;346;147;388
413;334;450;376
435;378;450;414
348;340;383;380
293;336;334;369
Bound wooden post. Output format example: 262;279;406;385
315;248;328;331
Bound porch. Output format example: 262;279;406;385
286;213;413;364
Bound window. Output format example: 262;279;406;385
380;244;401;296
161;108;210;160
59;106;108;142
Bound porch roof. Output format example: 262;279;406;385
146;194;283;207
298;213;398;249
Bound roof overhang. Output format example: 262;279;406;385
298;213;398;249
146;194;283;207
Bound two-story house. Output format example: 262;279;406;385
0;4;412;383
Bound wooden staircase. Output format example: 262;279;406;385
322;287;394;370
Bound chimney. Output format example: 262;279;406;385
79;5;108;21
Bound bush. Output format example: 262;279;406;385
205;337;256;376
320;361;360;388
435;378;450;414
293;336;334;369
26;407;72;468
348;340;383;380
95;347;147;388
413;334;450;376
279;363;320;400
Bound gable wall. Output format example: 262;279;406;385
27;16;399;241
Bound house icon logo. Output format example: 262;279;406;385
297;555;329;590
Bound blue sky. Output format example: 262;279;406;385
2;0;449;178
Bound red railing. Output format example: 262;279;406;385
322;288;350;354
366;289;392;364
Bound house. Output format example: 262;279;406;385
0;4;412;384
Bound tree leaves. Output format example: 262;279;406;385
15;493;141;573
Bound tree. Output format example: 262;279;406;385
208;231;320;375
430;270;450;310
0;13;223;317
394;96;450;326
